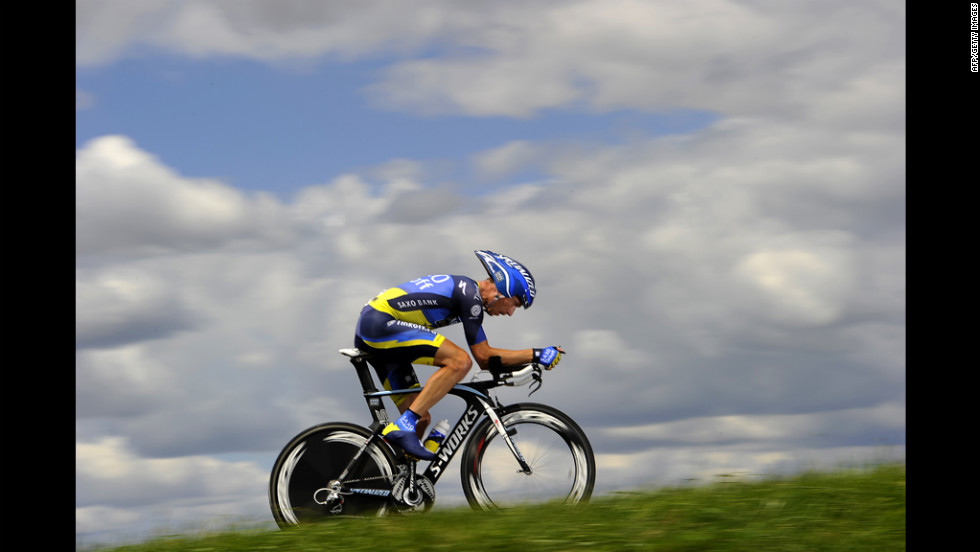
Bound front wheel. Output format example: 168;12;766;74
269;422;398;528
460;403;595;510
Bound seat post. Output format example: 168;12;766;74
345;354;391;430
350;357;379;394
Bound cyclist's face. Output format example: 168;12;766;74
486;294;521;316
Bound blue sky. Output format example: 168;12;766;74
76;1;904;547
77;57;718;197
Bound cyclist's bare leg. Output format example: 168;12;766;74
408;339;473;418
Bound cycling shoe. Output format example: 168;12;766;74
381;410;436;460
382;428;436;460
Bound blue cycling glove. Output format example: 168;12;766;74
533;347;562;370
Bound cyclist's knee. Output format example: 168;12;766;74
443;349;472;380
435;341;472;378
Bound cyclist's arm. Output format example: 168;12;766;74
468;340;533;371
455;276;537;369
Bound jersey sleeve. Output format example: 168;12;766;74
454;276;487;346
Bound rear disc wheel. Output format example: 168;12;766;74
269;423;398;527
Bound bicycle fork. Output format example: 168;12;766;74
478;397;533;475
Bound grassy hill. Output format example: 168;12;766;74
87;463;905;551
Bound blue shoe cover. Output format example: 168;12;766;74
382;410;435;460
383;429;436;460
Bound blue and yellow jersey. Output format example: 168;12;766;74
365;274;487;346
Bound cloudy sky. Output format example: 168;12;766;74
76;0;905;546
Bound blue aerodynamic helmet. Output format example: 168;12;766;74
474;250;536;309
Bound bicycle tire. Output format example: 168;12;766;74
269;422;399;528
460;403;595;510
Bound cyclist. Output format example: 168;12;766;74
353;250;564;460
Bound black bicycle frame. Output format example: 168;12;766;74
348;354;530;485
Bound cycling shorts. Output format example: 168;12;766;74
354;305;447;406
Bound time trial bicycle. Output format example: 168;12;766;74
269;347;595;527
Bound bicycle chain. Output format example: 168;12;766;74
313;472;394;506
326;461;411;488
335;472;395;487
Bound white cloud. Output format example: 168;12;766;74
76;0;174;66
77;346;179;417
76;0;450;67
76;135;293;256
592;401;905;491
77;1;903;125
76;266;200;349
76;436;270;539
734;242;856;327
472;140;540;179
602;402;905;447
365;0;904;121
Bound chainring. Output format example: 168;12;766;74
390;473;436;513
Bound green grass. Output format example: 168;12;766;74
85;463;905;552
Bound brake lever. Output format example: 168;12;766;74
527;368;543;397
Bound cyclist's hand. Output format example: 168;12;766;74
533;346;564;370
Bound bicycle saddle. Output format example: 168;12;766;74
339;348;373;360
